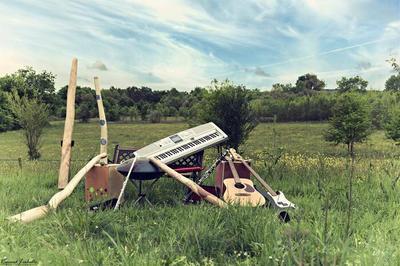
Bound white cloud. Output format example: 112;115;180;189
384;20;400;39
0;0;398;90
88;61;108;71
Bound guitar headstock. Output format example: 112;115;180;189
229;148;242;161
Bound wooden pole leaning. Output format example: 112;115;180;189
58;58;78;189
149;157;227;208
229;148;277;196
94;77;108;165
9;153;107;224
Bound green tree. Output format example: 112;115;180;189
336;76;368;93
385;58;400;91
77;102;91;123
385;107;400;144
385;75;400;91
0;91;15;132
0;67;56;109
128;106;139;122
198;80;258;150
107;105;121;121
0;67;56;131
138;102;150;121
148;109;162;123
7;93;49;160
295;73;325;93
271;83;295;93
324;93;371;154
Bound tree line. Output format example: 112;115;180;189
1;63;400;133
1;59;399;159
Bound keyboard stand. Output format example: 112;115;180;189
131;178;160;205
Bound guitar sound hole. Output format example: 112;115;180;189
234;183;245;189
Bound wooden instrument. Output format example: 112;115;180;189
222;156;265;207
117;122;228;178
58;58;78;189
94;77;108;165
229;149;296;209
149;157;227;208
183;149;229;203
9;153;107;223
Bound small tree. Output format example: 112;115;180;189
385;107;400;144
148;109;162;123
77;102;91;123
324;93;371;236
128;106;139;122
107;105;121;121
324;93;371;154
8;93;49;160
138;102;150;121
336;76;368;93
295;73;326;93
385;57;400;91
198;80;258;150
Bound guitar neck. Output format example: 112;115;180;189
241;160;277;196
229;149;277;196
225;156;242;184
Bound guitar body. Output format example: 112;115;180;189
228;148;296;210
264;190;296;209
223;178;266;207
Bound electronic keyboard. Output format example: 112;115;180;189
117;122;228;178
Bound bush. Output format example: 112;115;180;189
149;110;162;123
324;93;371;154
198;80;258;150
128;106;139;122
8;93;49;159
385;106;400;144
77;102;91;123
107;106;121;121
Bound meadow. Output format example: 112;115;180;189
0;122;399;265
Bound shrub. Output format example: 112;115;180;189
149;110;162;123
324;93;371;155
8;92;49;160
198;80;258;150
385;106;400;144
127;106;139;122
77;102;91;123
107;106;121;121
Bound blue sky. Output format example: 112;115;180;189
0;0;399;90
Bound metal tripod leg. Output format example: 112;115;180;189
132;178;160;206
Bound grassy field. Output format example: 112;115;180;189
1;122;400;265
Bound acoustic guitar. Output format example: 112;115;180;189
229;149;296;210
222;156;266;207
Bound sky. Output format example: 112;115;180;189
0;0;399;91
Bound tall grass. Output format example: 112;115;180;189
0;122;400;264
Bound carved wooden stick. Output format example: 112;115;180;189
9;153;107;224
58;58;78;189
149;157;227;208
94;77;108;164
229;148;277;196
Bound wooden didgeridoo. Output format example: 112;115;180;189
58;58;78;189
8;153;107;224
94;77;108;165
229;149;277;196
149;157;227;208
